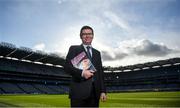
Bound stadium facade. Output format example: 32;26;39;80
0;42;180;94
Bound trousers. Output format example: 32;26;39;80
70;83;99;107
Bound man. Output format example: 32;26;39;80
64;25;107;107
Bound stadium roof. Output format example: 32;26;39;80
0;42;65;66
104;57;180;72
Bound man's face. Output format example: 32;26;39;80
81;29;93;45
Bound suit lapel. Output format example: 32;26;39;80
80;44;86;53
80;44;90;59
91;48;96;66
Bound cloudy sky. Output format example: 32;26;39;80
0;0;180;67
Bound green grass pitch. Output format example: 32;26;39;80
0;91;180;107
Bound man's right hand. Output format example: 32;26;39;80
82;70;94;79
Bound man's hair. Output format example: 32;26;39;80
80;25;94;38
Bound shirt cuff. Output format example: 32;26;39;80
81;70;85;77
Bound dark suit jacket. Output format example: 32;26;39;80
64;44;106;100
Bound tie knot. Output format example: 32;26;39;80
86;46;91;50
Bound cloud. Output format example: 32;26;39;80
100;39;178;62
132;39;172;56
33;43;45;51
104;11;130;31
57;0;67;4
32;42;67;58
101;50;127;61
101;38;180;67
49;25;82;56
119;39;177;56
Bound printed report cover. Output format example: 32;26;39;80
71;51;96;72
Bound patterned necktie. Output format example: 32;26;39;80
86;46;92;60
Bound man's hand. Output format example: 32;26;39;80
82;70;94;79
100;92;107;102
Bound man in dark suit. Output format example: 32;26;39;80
64;25;107;107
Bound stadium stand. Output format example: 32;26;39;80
104;58;180;92
0;42;180;94
0;42;70;94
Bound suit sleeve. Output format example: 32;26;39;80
64;46;83;79
99;52;106;93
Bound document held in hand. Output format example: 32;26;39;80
71;51;96;72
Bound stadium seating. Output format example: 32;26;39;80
105;64;180;92
0;82;24;94
0;57;70;94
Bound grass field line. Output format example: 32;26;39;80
16;103;54;107
101;103;165;107
109;97;178;100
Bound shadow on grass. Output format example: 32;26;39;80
0;101;20;107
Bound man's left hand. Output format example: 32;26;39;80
100;92;107;102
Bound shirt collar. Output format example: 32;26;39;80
82;44;92;49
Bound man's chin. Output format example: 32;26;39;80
84;42;92;45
